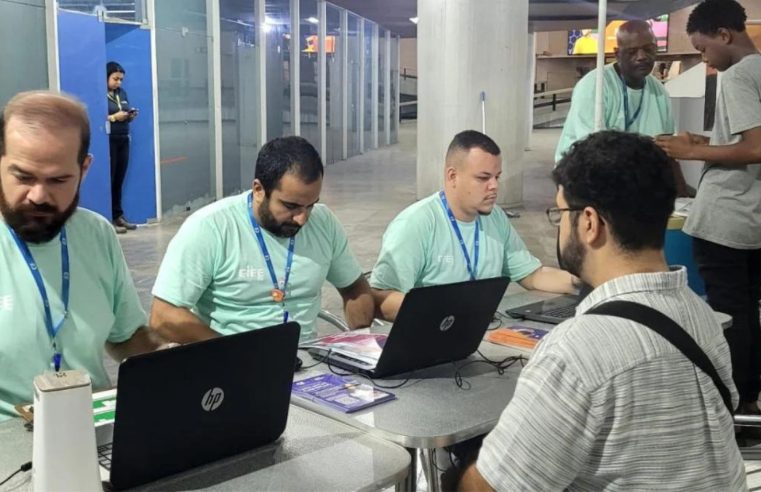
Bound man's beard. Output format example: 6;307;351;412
558;227;586;279
0;189;79;244
258;195;301;238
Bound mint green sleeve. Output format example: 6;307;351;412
370;215;428;294
501;215;542;282
151;216;219;309
324;209;363;289
106;228;147;343
555;74;598;163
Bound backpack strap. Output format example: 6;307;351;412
586;300;734;415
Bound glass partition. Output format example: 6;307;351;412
58;0;147;23
346;13;361;157
220;0;259;196
299;0;319;151
0;0;48;106
264;0;291;139
390;35;399;144
325;3;342;165
377;27;386;146
363;20;374;149
155;0;214;214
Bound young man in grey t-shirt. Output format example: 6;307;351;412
657;0;761;415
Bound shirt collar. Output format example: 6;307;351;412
577;266;688;314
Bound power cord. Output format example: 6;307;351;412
453;353;527;390
304;348;413;389
0;461;32;486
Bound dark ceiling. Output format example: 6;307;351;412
328;0;703;38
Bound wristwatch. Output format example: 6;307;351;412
108;114;116;123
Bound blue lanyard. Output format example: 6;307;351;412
438;191;480;281
619;71;644;131
247;192;295;323
7;225;69;371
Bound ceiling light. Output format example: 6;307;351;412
307;16;319;24
409;17;418;24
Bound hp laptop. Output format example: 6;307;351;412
97;322;300;490
309;277;509;378
506;283;593;324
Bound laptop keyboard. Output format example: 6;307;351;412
97;442;113;470
543;305;576;319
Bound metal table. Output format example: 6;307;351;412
0;405;410;491
294;328;524;492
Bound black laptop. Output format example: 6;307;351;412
309;277;509;378
98;322;300;490
506;284;593;324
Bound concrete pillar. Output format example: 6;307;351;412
417;0;530;207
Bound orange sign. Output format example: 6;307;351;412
303;35;336;54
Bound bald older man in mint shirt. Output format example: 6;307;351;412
371;130;578;321
554;21;688;193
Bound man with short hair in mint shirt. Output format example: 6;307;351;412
0;91;161;422
150;136;374;342
657;0;761;417
555;20;688;194
371;130;578;322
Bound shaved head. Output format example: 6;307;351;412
445;130;500;169
616;20;656;45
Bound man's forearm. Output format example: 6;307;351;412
149;298;221;344
344;293;375;328
518;266;578;294
690;140;761;167
106;326;164;361
371;289;405;322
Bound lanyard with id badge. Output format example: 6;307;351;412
247;192;294;323
439;191;480;281
7;225;69;371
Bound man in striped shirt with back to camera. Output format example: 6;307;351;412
460;131;745;491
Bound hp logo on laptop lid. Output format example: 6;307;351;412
201;387;225;411
439;315;455;332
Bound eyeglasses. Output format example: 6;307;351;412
546;207;584;227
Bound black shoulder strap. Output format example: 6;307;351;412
586;300;734;415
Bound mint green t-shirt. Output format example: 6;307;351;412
0;209;147;422
152;192;362;340
555;64;675;163
370;193;542;293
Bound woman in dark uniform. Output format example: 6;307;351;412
106;61;137;233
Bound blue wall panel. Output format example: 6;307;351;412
57;10;111;220
105;24;156;223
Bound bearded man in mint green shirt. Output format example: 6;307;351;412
151;136;374;342
0;91;162;422
371;130;578;321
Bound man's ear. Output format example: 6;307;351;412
80;154;93;181
580;206;605;246
444;166;457;186
717;27;732;45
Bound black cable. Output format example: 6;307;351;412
486;316;502;331
0;461;32;487
320;348;413;389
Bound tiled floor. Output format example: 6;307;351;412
114;121;761;488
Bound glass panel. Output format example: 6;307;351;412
390;35;399;144
0;0;48;106
58;0;147;23
155;0;214;215
265;0;291;139
363;20;374;149
378;28;386;146
346;13;361;157
325;4;342;165
220;0;259;196
299;0;319;151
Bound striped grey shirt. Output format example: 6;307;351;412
477;267;746;491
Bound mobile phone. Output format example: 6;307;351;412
128;108;138;115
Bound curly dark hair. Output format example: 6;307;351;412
552;131;676;251
255;136;324;195
687;0;747;35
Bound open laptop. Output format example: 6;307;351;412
309;277;509;378
97;322;300;490
505;283;593;324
